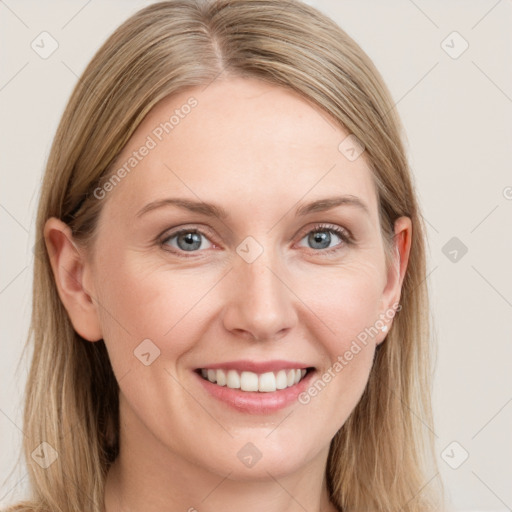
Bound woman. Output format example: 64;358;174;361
6;0;443;510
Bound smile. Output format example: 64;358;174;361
198;368;309;393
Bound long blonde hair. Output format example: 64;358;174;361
5;1;443;510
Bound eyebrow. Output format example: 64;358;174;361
135;195;370;219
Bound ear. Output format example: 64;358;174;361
377;216;412;343
43;217;103;342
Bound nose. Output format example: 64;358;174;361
221;250;298;342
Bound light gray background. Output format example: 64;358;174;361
1;1;511;510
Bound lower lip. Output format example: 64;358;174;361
194;369;315;414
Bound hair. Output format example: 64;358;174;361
5;0;443;510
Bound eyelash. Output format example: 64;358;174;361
159;223;353;258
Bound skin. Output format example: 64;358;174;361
45;76;411;512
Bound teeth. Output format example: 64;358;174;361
240;371;259;391
259;372;276;392
216;369;227;386
226;369;240;389
275;370;288;390
199;368;309;392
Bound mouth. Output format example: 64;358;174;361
193;361;317;414
195;367;314;393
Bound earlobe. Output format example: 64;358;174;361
43;217;103;342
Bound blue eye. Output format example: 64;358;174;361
162;229;213;253
297;224;351;253
160;223;352;257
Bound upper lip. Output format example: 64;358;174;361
196;360;314;373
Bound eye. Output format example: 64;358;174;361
161;228;214;254
297;223;352;253
159;223;353;257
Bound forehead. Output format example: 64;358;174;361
102;76;378;223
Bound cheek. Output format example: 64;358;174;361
91;252;222;375
293;259;384;420
300;256;386;344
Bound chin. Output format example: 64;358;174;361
195;438;323;481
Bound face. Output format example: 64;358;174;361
51;76;408;480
